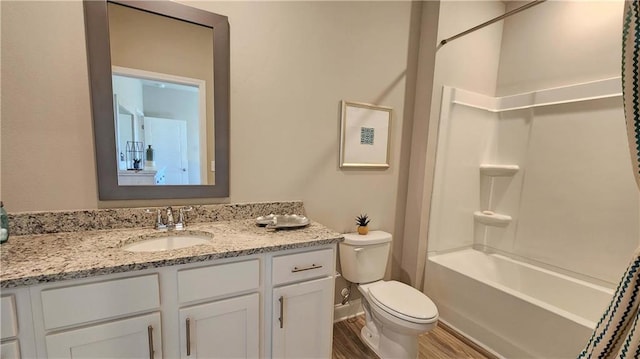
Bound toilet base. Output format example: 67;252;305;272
360;326;379;355
360;318;420;359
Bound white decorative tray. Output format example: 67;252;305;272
256;214;310;229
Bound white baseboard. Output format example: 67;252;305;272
333;298;364;323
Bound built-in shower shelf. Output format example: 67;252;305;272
474;211;512;226
480;164;520;176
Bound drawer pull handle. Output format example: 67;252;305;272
148;325;154;359
292;264;323;273
186;317;192;356
279;296;284;328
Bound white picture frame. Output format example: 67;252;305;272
339;100;392;168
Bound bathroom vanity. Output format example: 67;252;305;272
0;202;342;358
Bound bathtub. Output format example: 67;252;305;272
426;249;614;358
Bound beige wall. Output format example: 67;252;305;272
0;1;423;300
496;0;623;96
183;1;417;236
1;1;418;224
1;1;98;211
394;0;440;287
182;1;422;301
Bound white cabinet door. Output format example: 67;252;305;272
272;276;334;359
45;312;162;359
179;293;259;359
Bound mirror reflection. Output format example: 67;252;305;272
108;2;214;186
84;0;229;200
113;71;208;185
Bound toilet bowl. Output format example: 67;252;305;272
339;231;439;359
357;280;438;358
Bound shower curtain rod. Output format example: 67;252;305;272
440;0;547;46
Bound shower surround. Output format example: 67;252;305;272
425;79;639;357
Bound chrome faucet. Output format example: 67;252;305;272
165;207;176;229
145;206;191;231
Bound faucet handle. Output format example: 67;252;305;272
176;206;193;230
166;207;175;226
145;208;166;230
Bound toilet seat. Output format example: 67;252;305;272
366;281;438;324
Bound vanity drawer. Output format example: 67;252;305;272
178;259;260;304
1;295;17;339
41;274;159;330
272;248;334;286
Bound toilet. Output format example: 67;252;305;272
340;231;438;359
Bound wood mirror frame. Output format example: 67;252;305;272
83;0;229;200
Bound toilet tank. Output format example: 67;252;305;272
339;231;392;284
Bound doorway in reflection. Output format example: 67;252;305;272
113;71;206;185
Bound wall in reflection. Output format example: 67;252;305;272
113;74;204;185
108;2;214;185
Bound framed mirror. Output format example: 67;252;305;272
83;0;229;200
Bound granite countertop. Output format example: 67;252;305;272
0;219;343;289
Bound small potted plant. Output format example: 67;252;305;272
356;214;370;235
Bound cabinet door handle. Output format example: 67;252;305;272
186;317;192;356
292;264;323;273
279;296;285;329
147;325;154;359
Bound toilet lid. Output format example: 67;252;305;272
342;231;392;246
368;281;438;323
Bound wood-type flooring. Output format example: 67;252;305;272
332;315;496;359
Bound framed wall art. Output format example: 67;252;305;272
339;100;392;168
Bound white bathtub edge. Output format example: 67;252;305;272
426;249;599;358
433;298;535;358
429;249;607;328
437;318;506;359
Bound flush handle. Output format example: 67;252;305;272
291;264;323;273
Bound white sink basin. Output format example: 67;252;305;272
123;234;212;252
